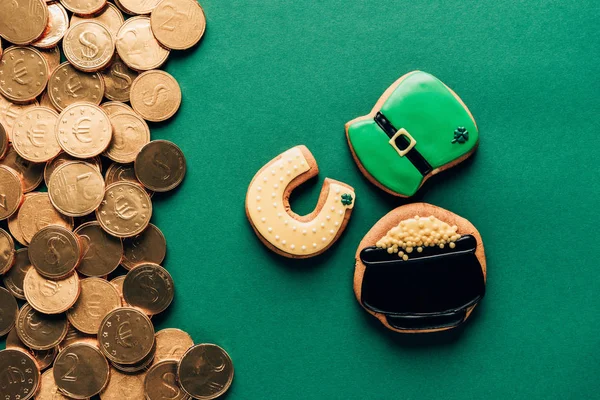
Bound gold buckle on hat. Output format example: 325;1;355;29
389;128;417;157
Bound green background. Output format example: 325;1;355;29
4;0;600;398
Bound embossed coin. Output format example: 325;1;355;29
104;107;150;163
28;225;81;279
6;326;58;370
105;162;148;191
0;0;48;45
0;121;8;158
23;268;80;314
0;97;39;140
151;0;207;50
60;0;107;16
0;287;19;336
0;165;24;220
0;348;40;400
178;344;234;400
109;275;129;306
135;140;186;192
0;227;15;274
130;70;181;122
100;367;146;399
37;369;70;400
116;17;170;71
102;56;138;102
3;249;31;299
145;360;191;400
32;3;70;49
96;181;153;238
72;3;125;38
48;62;105;111
56;102;112;158
1;147;44;192
63;21;115;72
67;277;121;334
0;46;49;103
123;263;174;315
44;152;102;186
75;221;123;276
48;161;105;216
39;46;61;75
18;192;74;243
98;307;155;365
119;0;162;15
154;328;193;365
16;303;69;350
12;107;61;162
122;224;166;270
111;341;155;372
54;342;110;399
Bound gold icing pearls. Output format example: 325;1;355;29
376;215;461;260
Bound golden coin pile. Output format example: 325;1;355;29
0;1;234;399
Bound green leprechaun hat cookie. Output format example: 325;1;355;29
346;71;479;197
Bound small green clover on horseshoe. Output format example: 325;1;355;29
452;127;469;144
341;193;353;206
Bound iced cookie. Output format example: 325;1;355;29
354;203;486;333
346;71;479;197
246;145;355;258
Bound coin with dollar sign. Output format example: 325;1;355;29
102;56;139;102
63;21;115;72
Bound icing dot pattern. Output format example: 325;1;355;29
247;147;355;256
376;215;461;260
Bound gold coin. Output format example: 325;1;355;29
134;140;186;192
11;106;61;162
63;21;115;72
18;192;74;243
104;106;150;163
44;152;102;186
48;161;105;216
32;3;70;49
98;307;155;365
0;46;49;103
0;227;15;274
39;46;61;75
54;342;110;399
75;221;123;276
59;325;98;351
61;0;108;16
0;0;48;45
23;268;80;314
3;249;31;299
130;70;181;122
67;277;121;334
38;90;59;111
0;348;40;400
16;303;69;350
119;0;162;15
0;287;19;336
122;224;165;270
1;147;44;192
29;225;81;279
123;263;174;315
109;275;129;306
0;165;24;220
101;100;135;116
38;369;71;400
0;96;39;139
7;211;27;246
116;17;170;71
96;181;153;238
6;326;58;370
100;367;146;400
56;102;112;158
151;0;206;50
178;344;234;400
105;162;147;190
111;341;156;373
101;56;138;102
0;121;8;158
71;3;125;38
145;360;191;400
154;328;193;365
48;62;105;111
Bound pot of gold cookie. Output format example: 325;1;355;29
354;203;486;333
346;71;479;197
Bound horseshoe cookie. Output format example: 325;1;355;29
246;146;355;258
346;71;479;197
354;203;486;333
